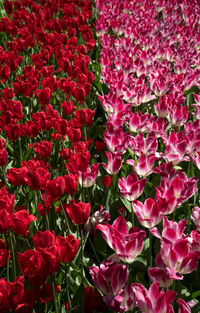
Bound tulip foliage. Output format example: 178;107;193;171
0;0;200;312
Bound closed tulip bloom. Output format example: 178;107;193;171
102;151;122;175
46;176;65;200
9;209;37;236
65;200;91;224
0;210;10;233
78;163;99;187
36;87;51;105
17;249;48;287
56;234;79;263
33;230;55;249
35;140;52;159
6;167;28;186
25;168;51;190
63;173;78;195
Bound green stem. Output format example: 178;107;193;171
149;231;153;268
9;231;17;278
51;279;59;313
88;236;100;263
84;127;87;141
80;227;84;283
5;233;9;281
74;231;89;263
82;172;85;202
86;187;90;204
60;200;70;233
25;237;31;249
34;190;37;215
2;166;6;185
112;175;116;203
12;142;16;167
131;205;134;227
196;266;199;281
186;201;191;233
65;263;72;312
18;138;22;166
172;279;176;291
45;212;50;230
23;187;31;212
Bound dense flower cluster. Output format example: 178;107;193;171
90;0;200;312
0;0;105;312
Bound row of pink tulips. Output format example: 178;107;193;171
90;0;200;312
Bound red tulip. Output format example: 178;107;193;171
65;200;91;225
35;140;52;159
17;250;48;287
9;209;37;236
56;234;79;263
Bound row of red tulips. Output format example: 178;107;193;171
0;0;108;312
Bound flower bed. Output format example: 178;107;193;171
0;0;200;312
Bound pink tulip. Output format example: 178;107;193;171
177;298;193;313
156;172;198;214
84;205;110;234
154;94;169;117
129;112;155;133
120;285;135;312
161;238;200;275
102;151;122;175
132;198;165;228
162;132;189;165
169;104;188;127
96;216;146;263
133;281;176;313
90;261;128;297
78;163;99;188
190;152;200;170
127;153;157;177
148;253;183;288
118;173;147;201
150;216;187;242
90;260;130;312
90;260;136;312
191;206;200;231
145;117;169;137
150;216;200;274
129;132;158;156
104;127;130;153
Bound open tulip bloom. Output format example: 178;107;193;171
96;216;146;263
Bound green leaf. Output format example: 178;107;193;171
192;290;200;299
120;196;132;212
71;283;84;313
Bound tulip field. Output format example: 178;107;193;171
0;0;200;312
